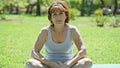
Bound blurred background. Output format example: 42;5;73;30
0;0;120;16
0;0;120;27
0;0;120;68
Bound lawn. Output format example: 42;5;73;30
0;15;120;68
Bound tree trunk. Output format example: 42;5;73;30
81;0;85;16
86;0;93;16
113;0;118;16
100;0;104;7
36;0;41;16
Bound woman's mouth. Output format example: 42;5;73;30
56;20;61;22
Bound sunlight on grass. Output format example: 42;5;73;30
0;15;120;68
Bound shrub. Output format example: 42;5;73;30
95;15;109;27
69;8;80;20
0;14;6;20
94;8;102;15
110;16;120;27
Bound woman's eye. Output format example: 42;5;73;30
59;12;63;15
52;13;57;16
52;12;64;17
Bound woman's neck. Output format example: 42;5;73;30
52;24;67;33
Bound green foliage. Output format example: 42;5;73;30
0;14;6;20
67;0;81;8
69;8;79;20
93;0;101;4
93;15;120;27
94;15;109;27
110;16;120;27
0;1;4;7
41;0;53;7
94;8;102;15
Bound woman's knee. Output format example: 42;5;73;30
26;59;45;68
73;58;92;68
84;58;92;68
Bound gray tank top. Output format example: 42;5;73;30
45;25;73;62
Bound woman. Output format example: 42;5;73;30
26;0;92;68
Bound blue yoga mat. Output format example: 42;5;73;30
92;64;120;68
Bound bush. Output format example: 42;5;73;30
0;14;6;20
94;8;102;15
94;15;109;27
110;16;120;27
69;8;79;20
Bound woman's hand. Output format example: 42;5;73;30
49;61;69;68
57;61;69;68
47;61;61;68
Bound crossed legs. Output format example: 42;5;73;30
26;58;92;68
71;58;92;68
26;59;48;68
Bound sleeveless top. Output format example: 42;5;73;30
45;25;73;62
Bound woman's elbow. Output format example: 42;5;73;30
31;49;39;58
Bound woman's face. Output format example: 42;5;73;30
51;11;66;26
50;3;67;26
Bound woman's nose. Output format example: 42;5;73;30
55;14;61;19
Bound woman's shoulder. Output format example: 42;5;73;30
68;24;77;31
41;26;49;31
40;26;49;34
68;25;80;38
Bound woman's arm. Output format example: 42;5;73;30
31;27;47;62
66;26;86;67
31;27;60;68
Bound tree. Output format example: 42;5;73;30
99;0;118;16
81;0;93;16
81;0;85;16
36;0;41;16
26;0;52;15
100;0;104;7
113;0;118;16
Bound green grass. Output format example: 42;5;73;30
0;15;120;68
